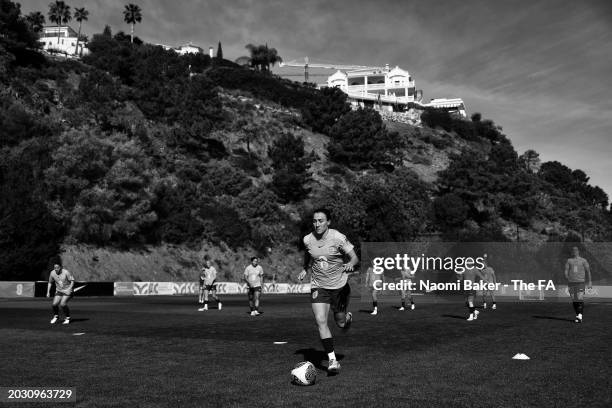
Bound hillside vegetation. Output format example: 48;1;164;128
1;0;611;281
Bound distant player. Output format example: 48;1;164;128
47;263;75;325
480;255;497;310
461;265;485;321
198;258;222;311
564;247;592;323
298;208;359;374
244;257;264;316
399;266;416;311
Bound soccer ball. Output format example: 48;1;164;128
291;361;316;386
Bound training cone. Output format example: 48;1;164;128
512;353;530;360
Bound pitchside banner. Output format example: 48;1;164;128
360;242;612;302
116;282;311;296
0;282;34;298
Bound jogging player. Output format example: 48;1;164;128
298;208;359;373
244;257;264;316
47;264;75;325
481;255;497;310
198;258;222;311
564;246;591;323
399;266;416;311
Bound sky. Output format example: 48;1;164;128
20;0;612;200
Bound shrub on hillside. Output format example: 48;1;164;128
327;108;405;170
301;86;350;134
268;132;312;202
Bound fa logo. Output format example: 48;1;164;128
317;256;329;270
312;290;318;299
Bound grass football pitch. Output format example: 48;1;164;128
1;295;611;407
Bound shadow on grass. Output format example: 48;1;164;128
532;315;574;322
358;309;374;314
442;314;465;320
66;318;90;323
294;348;344;376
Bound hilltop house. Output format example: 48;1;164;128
325;64;466;117
39;25;89;56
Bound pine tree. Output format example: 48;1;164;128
216;41;223;59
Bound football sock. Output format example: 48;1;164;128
572;302;578;314
52;305;59;315
373;301;378;308
402;300;406;308
321;337;334;355
469;306;475;313
411;300;414;305
250;306;254;311
578;302;584;314
62;306;70;317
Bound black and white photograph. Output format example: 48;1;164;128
1;0;611;406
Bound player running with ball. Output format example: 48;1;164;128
298;208;359;374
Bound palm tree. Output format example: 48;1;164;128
26;11;46;34
73;7;89;55
48;1;71;45
123;4;142;44
245;43;282;71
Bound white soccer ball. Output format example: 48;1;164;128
291;361;316;386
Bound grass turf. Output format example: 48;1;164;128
1;295;611;407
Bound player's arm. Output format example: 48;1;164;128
242;268;250;287
585;260;592;288
492;269;497;285
298;252;312;281
342;249;359;273
260;268;264;286
564;260;570;281
46;274;53;297
66;271;75;292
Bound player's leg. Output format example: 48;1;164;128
198;287;205;310
203;288;209;310
253;289;261;314
400;289;406;311
311;299;339;372
482;290;488;309
408;288;415;310
248;289;255;315
467;292;478;321
371;289;378;315
490;290;496;309
573;284;585;322
51;294;62;324
332;284;352;330
211;288;222;310
59;294;71;324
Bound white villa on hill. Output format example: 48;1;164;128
39;25;89;56
155;42;215;57
324;64;466;117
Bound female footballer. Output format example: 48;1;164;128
47;263;75;324
298;208;359;373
